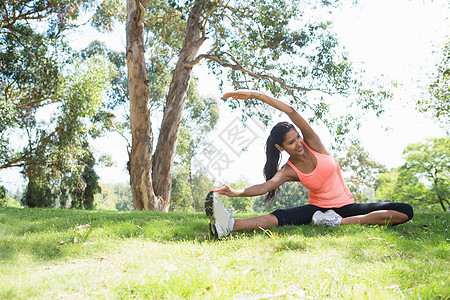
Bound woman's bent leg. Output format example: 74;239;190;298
340;210;410;225
334;202;413;226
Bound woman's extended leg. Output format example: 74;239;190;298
233;214;279;231
206;192;280;238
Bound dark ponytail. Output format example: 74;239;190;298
263;122;294;203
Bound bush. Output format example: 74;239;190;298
21;182;56;208
0;186;21;207
0;186;6;207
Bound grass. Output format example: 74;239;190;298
0;207;448;299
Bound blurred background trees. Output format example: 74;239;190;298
375;138;449;212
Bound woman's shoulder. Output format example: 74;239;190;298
279;162;300;181
304;139;330;155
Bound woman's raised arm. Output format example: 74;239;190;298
222;90;328;154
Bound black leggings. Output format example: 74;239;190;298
271;202;414;226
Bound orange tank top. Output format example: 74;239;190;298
286;143;354;208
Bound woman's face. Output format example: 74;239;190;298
278;128;304;155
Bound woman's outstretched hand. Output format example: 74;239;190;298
210;184;242;197
222;90;260;101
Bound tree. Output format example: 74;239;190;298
253;181;309;213
418;41;450;130
94;184;118;210
69;147;101;209
401;138;450;211
169;81;219;211
126;0;160;210
175;81;219;171
375;138;449;211
170;165;194;211
1;0;68;170
336;141;387;202
375;169;430;208
216;180;254;213
1;1;114;208
0;186;7;207
123;0;390;211
188;170;215;211
94;183;134;211
19;55;114;208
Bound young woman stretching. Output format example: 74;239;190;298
205;90;413;238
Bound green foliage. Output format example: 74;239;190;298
170;168;214;212
188;171;215;211
336;141;387;202
0;0;95;138
1;4;64;169
253;181;309;213
0;186;6;207
170;165;194;211
0;197;21;208
18;55;114;208
418;40;450;129
143;0;186;51
94;183;133;211
176;81;219;167
182;0;392;141
376;137;450;211
69;149;101;210
218;180;254;213
401;137;450;211
1;1;113;209
91;0;126;31
376;170;429;206
21;181;57;208
80;41;128;111
170;82;219;211
0;31;60;117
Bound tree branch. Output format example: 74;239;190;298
16;97;59;110
191;52;317;92
215;1;253;16
0;156;25;170
2;2;56;29
0;128;59;170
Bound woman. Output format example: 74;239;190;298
205;90;413;239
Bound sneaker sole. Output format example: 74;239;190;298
205;191;218;238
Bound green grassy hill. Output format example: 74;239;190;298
0;207;448;299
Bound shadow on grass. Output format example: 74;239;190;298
0;207;210;261
0;207;448;263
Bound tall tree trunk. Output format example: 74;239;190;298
126;0;161;210
152;0;206;212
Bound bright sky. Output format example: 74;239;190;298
1;0;448;192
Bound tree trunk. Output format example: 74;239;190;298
126;0;162;210
152;0;206;211
433;177;447;212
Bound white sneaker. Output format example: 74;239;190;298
205;192;234;238
312;210;342;227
